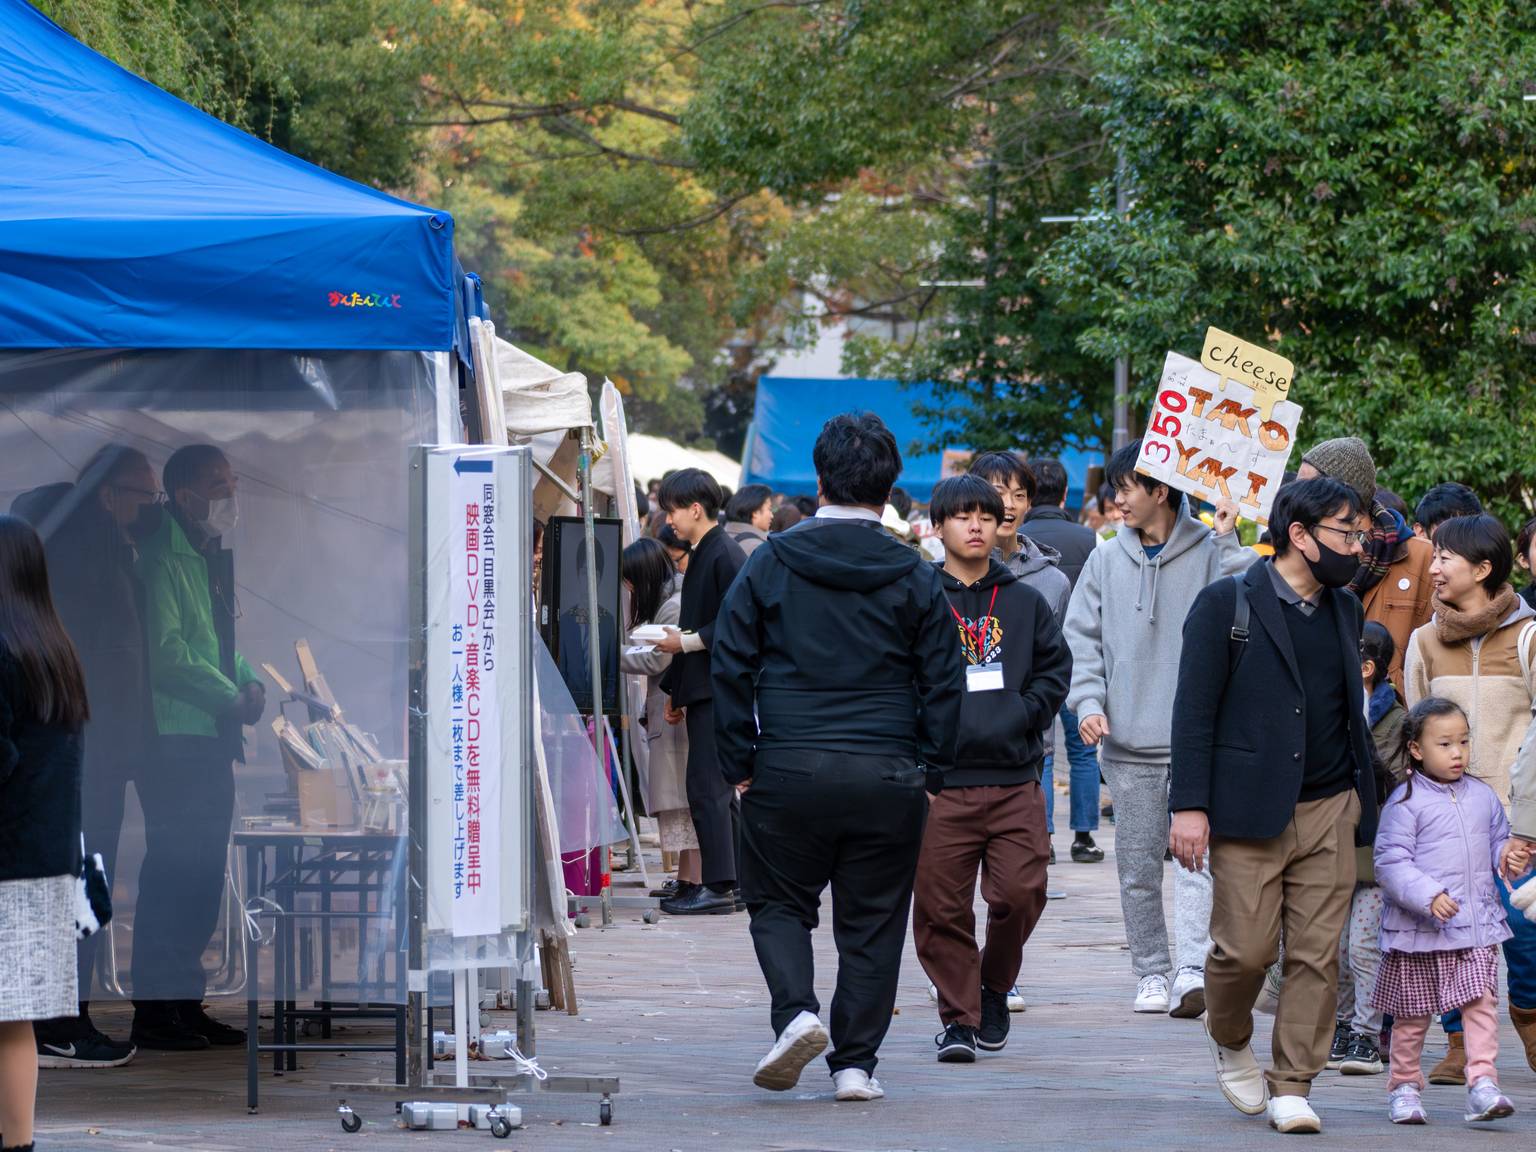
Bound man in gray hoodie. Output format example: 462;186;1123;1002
1064;439;1248;1018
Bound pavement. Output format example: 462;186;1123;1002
34;817;1536;1151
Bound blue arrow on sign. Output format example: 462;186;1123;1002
454;457;494;475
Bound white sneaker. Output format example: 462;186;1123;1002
1207;1018;1268;1116
1255;962;1283;1016
1169;966;1205;1019
1007;985;1026;1013
832;1068;884;1101
927;982;938;1004
1134;973;1170;1013
1267;1095;1321;1134
752;1011;829;1091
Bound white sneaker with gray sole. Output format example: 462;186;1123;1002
752;1012;828;1092
832;1068;884;1101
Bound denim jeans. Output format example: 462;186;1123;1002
1443;872;1536;1033
1042;704;1102;836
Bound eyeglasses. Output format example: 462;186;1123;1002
112;484;166;503
1312;523;1369;548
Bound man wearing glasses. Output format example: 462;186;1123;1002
132;444;264;1051
1169;477;1379;1135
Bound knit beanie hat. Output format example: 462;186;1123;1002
1301;436;1376;508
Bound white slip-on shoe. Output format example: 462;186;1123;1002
752;1011;829;1091
1267;1095;1321;1134
1206;1018;1268;1116
1007;985;1026;1013
832;1068;884;1101
1134;973;1170;1013
1168;966;1205;1019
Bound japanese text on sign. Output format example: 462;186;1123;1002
1136;348;1302;527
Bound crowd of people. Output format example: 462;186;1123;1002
7;412;1536;1147
620;417;1536;1132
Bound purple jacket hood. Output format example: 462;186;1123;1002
1374;773;1512;954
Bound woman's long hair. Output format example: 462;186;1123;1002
1393;696;1467;803
0;515;88;728
622;537;677;631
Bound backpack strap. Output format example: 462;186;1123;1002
1518;619;1536;699
1229;574;1250;664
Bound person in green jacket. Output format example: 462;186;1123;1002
130;444;263;1052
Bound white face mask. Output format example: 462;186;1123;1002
201;494;239;538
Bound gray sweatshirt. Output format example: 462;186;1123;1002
996;533;1072;625
1064;498;1250;763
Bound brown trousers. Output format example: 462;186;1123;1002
1206;789;1361;1097
913;782;1050;1028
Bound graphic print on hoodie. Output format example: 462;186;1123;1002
1063;496;1250;765
939;560;1073;787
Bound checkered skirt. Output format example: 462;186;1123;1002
1372;945;1500;1018
0;874;78;1022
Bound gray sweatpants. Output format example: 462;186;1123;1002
1101;758;1213;978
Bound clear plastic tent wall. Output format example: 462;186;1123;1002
0;348;435;1005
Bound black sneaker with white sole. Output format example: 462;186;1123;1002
1325;1021;1351;1070
977;987;1010;1052
935;1022;977;1063
1340;1032;1384;1075
36;1029;137;1069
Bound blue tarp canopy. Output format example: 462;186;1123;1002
0;0;456;351
741;376;1098;507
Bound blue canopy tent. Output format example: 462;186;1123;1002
741;376;1098;507
0;0;460;351
0;0;472;1024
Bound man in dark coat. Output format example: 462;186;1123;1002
655;468;747;914
1170;477;1377;1134
1019;458;1097;589
712;412;965;1102
12;445;163;1068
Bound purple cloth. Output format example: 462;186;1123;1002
1374;773;1513;954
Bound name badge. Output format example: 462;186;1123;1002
966;663;1005;693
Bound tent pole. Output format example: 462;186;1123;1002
579;429;606;889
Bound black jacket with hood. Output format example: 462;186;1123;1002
711;517;964;788
938;560;1072;787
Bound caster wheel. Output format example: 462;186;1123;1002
339;1108;362;1133
574;913;591;929
302;1020;322;1038
490;1117;513;1139
599;1098;613;1126
642;909;658;925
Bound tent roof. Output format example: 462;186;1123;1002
742;376;1099;505
628;434;740;490
0;0;456;351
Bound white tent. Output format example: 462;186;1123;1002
628;432;740;489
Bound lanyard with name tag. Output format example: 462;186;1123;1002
966;663;1005;692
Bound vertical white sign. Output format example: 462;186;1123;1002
426;448;526;940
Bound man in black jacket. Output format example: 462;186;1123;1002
1169;478;1377;1135
656;468;747;915
712;412;964;1102
1019;458;1096;588
12;446;162;1069
912;475;1070;1065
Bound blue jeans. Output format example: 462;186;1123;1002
1042;705;1102;836
1443;873;1536;1034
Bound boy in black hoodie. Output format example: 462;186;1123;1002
913;474;1072;1064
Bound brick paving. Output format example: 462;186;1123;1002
34;821;1531;1151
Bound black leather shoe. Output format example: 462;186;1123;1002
660;885;737;916
131;1015;211;1052
176;1002;246;1047
1071;837;1105;863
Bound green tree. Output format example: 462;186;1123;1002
1037;0;1536;523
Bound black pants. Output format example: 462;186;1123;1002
685;700;737;889
742;749;928;1075
131;736;235;1003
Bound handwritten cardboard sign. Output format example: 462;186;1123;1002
1200;327;1294;424
1135;349;1302;526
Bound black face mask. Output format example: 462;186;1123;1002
126;501;164;542
1305;532;1359;589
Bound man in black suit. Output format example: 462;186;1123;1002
655;468;747;915
711;413;965;1102
1169;477;1377;1135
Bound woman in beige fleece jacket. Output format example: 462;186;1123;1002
1405;514;1536;1083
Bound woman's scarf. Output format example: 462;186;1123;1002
1347;502;1406;598
1432;583;1520;645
